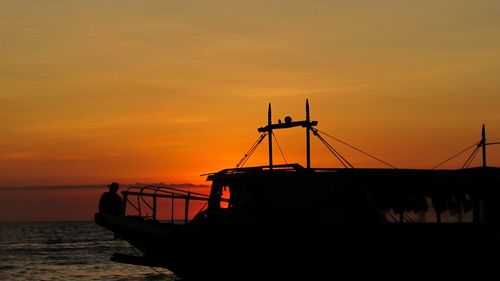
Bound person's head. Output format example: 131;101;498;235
108;182;119;193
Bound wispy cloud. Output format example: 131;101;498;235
0;183;209;192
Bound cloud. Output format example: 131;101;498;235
0;183;209;192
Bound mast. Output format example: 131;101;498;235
482;124;486;168
257;101;318;169
268;103;273;169
306;99;311;169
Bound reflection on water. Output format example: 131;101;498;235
0;221;176;281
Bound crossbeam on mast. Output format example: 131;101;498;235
257;100;318;169
257;120;318;132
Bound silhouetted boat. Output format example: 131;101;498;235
95;100;500;279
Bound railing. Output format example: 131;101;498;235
122;185;210;224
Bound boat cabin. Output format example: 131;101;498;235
202;164;500;229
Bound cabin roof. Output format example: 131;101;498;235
206;163;500;183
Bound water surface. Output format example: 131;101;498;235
0;221;175;281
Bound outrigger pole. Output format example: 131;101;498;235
258;99;318;169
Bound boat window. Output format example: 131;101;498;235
220;185;230;209
208;182;243;209
208;183;233;209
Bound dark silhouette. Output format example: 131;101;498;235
99;182;123;216
95;101;500;280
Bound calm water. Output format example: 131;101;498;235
0;221;176;281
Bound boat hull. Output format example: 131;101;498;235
95;212;500;280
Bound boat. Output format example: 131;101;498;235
95;100;500;279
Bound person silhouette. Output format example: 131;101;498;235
99;182;123;216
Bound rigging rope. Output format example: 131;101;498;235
235;127;497;170
313;130;353;168
272;132;288;164
313;128;397;169
462;145;481;169
235;132;266;168
431;142;478;170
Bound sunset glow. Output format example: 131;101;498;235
1;1;500;221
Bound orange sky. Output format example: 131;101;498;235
1;1;500;221
0;185;210;222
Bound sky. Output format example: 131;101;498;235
1;0;500;221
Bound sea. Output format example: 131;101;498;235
0;221;176;281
